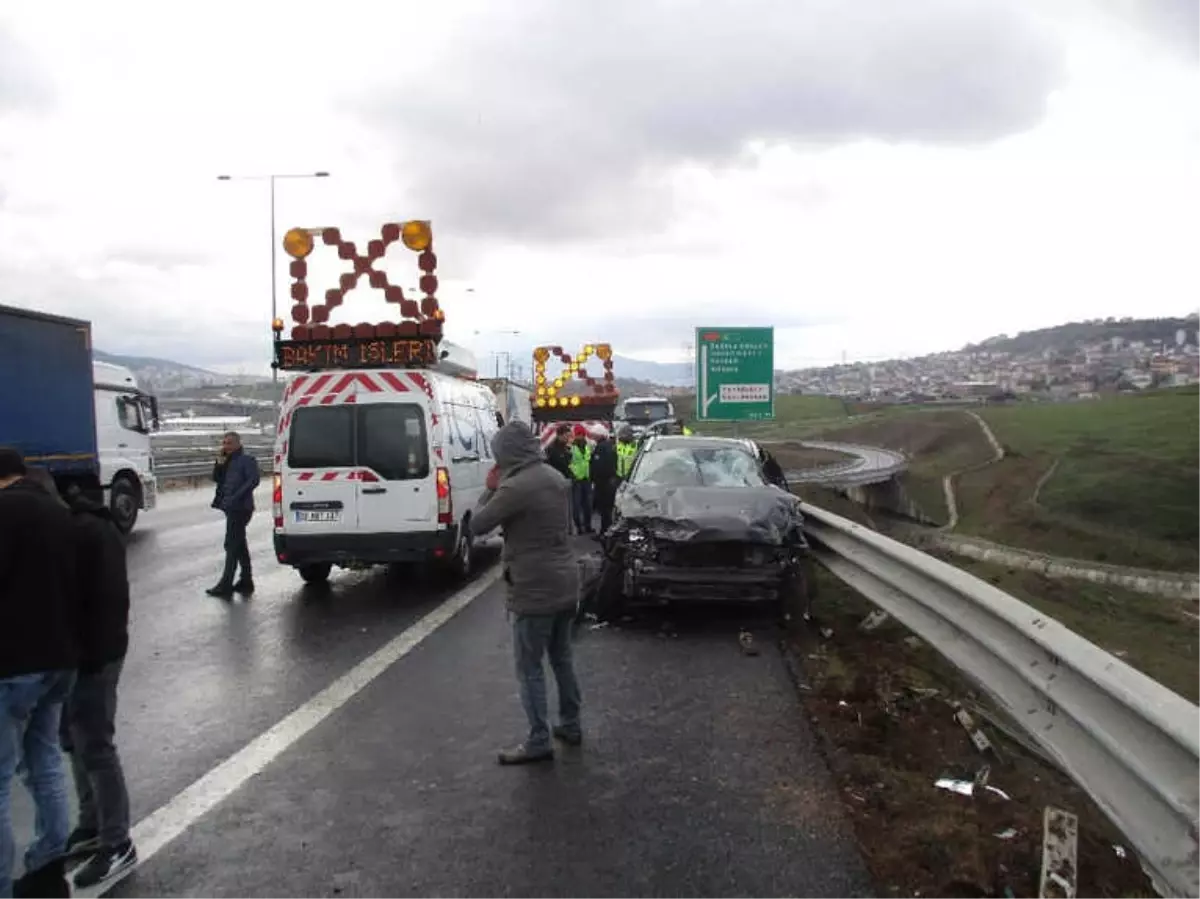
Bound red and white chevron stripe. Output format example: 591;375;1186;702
274;369;441;468
277;370;434;436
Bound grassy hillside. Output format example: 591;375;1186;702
959;387;1198;570
804;389;1198;571
802;409;996;527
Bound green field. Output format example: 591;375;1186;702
689;387;1199;571
798;389;1199;570
959;388;1199;570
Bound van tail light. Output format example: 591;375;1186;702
272;473;283;530
436;467;452;525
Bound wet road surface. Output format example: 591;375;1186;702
14;487;872;897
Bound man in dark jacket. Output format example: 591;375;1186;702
0;452;78;898
589;427;618;534
542;424;572;481
59;489;136;889
207;431;260;598
471;423;582;766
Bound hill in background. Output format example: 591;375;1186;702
965;315;1198;356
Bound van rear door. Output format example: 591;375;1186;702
283;404;357;534
354;397;438;534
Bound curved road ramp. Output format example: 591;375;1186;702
779;440;909;488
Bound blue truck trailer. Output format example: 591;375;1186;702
0;303;103;497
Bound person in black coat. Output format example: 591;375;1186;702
542;424;573;481
58;487;137;889
208;431;260;598
589;428;619;534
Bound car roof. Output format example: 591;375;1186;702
646;435;755;452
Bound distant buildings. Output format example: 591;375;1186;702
774;317;1200;402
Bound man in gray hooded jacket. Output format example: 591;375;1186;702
471;422;582;765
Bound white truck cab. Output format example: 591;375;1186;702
271;342;502;584
93;360;158;533
617;395;675;438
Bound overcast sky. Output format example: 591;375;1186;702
1;0;1196;375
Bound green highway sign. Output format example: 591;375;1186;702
694;326;775;421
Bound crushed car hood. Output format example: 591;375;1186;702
613;485;805;545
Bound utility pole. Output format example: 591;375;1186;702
217;170;330;383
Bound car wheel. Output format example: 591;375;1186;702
451;526;474;581
298;563;332;584
109;476;139;535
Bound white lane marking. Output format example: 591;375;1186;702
115;566;501;881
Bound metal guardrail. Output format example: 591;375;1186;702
799;502;1199;898
153;445;274;480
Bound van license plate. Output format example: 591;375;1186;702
296;510;341;523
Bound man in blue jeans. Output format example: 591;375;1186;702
470;423;583;765
0;452;79;898
207;431;260;599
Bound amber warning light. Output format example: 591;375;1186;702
531;342;618;420
274;220;443;372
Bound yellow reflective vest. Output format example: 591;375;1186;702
569;444;592;481
682;425;694;436
616;441;637;478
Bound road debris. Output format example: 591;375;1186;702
1039;806;1079;899
739;630;760;655
859;609;890;632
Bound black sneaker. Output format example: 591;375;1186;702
233;579;255;596
206;583;234;598
497;743;554;765
72;840;137;890
13;859;69;898
65;827;101;857
553;725;583;746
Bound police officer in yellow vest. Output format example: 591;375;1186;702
568;425;594;535
615;426;638;480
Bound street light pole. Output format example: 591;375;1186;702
217;170;330;383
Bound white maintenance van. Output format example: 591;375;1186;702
271;341;501;584
93;360;158;533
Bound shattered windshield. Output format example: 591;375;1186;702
631;446;766;488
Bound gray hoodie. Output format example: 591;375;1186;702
471;422;579;615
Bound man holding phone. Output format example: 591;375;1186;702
206;432;260;599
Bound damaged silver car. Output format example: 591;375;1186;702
589;436;811;621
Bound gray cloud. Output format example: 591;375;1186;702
354;0;1065;243
105;247;214;271
1101;0;1199;62
516;305;846;360
0;22;53;112
0;263;269;370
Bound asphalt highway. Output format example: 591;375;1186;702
11;486;872;897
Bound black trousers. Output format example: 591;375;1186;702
593;478;617;534
219;509;253;585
